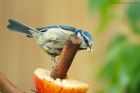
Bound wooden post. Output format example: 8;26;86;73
50;35;81;79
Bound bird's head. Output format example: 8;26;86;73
76;30;94;52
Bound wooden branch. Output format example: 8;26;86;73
50;35;82;79
0;72;24;93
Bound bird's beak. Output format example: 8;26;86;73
87;47;91;52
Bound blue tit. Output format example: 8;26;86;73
7;19;94;63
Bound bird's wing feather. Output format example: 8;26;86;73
59;25;77;32
36;25;78;33
36;26;59;32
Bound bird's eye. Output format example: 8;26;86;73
83;37;88;44
85;39;88;43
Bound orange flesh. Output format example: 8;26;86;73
34;68;89;93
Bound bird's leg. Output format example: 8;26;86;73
51;56;57;71
51;56;57;63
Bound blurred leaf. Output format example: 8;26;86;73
89;0;119;12
107;35;128;51
88;0;120;34
99;34;140;93
127;1;140;35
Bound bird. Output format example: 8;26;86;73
7;19;94;63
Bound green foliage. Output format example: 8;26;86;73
100;35;140;93
89;0;119;12
89;0;140;35
88;0;140;93
88;0;119;34
127;1;140;35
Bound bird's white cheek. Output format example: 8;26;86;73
89;41;94;46
80;41;87;48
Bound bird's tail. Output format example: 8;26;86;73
7;19;40;37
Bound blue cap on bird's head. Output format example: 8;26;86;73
76;30;94;52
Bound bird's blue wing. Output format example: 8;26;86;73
36;25;78;33
59;25;77;32
36;25;59;32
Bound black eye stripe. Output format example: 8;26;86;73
80;32;89;47
83;36;89;46
79;32;88;41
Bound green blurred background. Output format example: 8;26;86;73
0;0;140;93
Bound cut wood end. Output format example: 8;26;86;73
68;35;82;45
